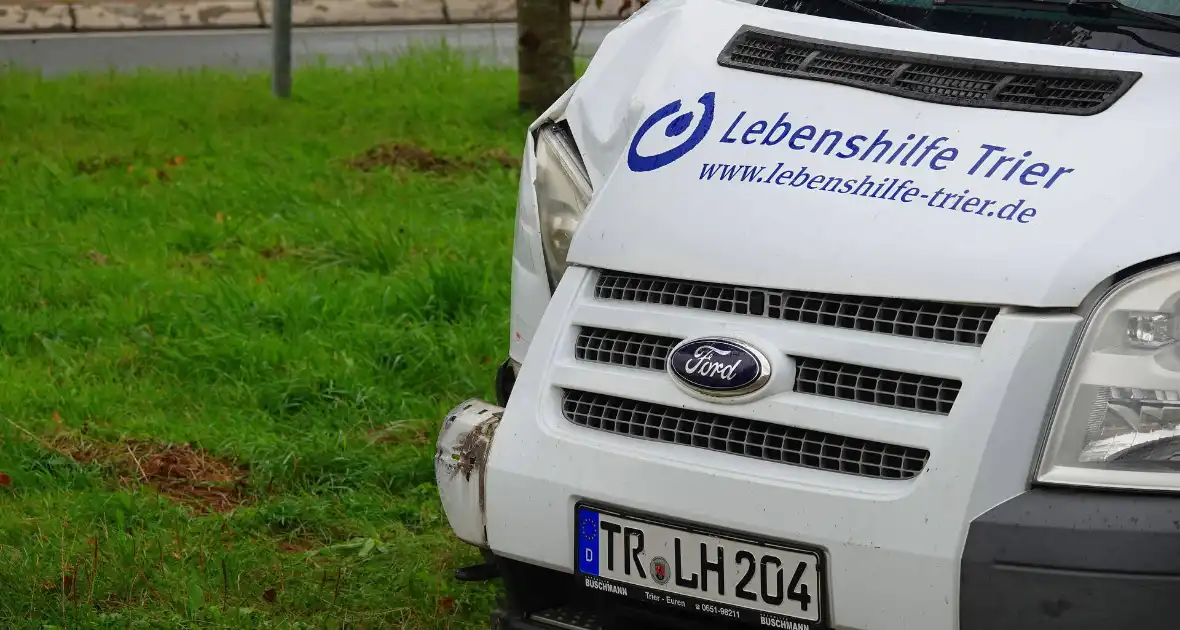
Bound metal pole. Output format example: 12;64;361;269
272;0;292;97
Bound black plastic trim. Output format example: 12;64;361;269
492;555;802;630
495;358;517;407
961;487;1180;630
717;25;1142;115
492;611;555;630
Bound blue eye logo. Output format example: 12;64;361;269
627;91;716;173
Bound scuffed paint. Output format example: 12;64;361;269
452;410;501;482
435;399;505;547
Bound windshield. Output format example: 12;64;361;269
760;0;1180;57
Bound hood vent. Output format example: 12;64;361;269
717;26;1139;115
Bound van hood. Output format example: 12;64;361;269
560;0;1180;308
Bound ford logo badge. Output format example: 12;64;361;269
667;337;772;399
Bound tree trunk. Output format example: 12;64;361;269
517;0;573;114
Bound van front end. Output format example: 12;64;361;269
435;0;1180;628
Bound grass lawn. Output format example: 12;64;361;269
0;50;532;629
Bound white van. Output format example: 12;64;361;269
434;0;1180;628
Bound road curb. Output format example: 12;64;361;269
0;0;627;33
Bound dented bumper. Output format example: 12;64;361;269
434;398;504;548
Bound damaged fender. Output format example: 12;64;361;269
435;398;504;548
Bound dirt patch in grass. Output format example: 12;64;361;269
345;142;521;174
260;243;289;260
52;435;250;513
84;250;110;266
75;155;128;174
74;153;187;179
367;421;429;446
169;253;214;270
257;243;320;262
347;143;453;173
482;147;520;169
277;539;317;554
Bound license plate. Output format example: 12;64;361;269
574;503;826;629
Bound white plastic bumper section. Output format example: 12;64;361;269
435;398;504;548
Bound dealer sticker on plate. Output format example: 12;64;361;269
575;504;826;629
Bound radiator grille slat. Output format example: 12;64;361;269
574;328;677;371
575;327;961;415
594;271;998;346
794;357;959;415
562;390;929;480
718;26;1138;115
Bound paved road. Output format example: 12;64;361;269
0;20;620;74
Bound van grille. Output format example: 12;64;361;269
562;390;929;480
595;271;998;346
717;26;1139;115
575;327;961;414
795;357;959;415
575;327;677;371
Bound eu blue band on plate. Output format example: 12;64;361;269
577;507;599;575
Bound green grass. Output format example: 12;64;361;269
0;50;533;629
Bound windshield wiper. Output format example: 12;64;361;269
826;0;927;30
933;0;1180;32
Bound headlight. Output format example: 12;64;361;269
534;121;593;291
1037;261;1180;491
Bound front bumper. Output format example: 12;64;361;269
436;394;1180;629
469;488;1180;630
